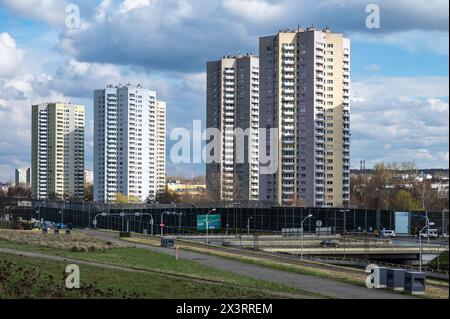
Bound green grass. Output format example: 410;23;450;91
0;253;299;299
0;239;321;299
429;251;449;268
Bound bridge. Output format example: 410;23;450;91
261;246;448;265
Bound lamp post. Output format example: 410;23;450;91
339;209;350;235
300;214;313;261
134;212;154;236
92;212;108;228
205;208;216;245
419;219;434;272
160;212;166;237
247;217;253;237
36;201;41;224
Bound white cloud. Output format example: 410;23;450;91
363;64;380;73
428;98;449;113
351;30;449;55
119;0;151;14
0;33;25;78
222;0;285;23
0;0;69;25
351;76;449;169
352;76;449;102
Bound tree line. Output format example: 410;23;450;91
350;162;449;211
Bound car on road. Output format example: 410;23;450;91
380;229;396;238
320;240;339;248
421;229;439;239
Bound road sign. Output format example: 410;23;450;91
197;214;221;231
316;220;323;227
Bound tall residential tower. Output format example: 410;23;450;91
259;27;350;207
31;103;85;200
206;54;260;201
94;84;166;203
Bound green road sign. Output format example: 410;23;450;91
197;214;222;231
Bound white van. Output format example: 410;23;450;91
421;229;439;239
381;229;396;238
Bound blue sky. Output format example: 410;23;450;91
0;0;448;182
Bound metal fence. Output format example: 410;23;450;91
4;202;448;236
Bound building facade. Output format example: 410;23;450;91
259;27;350;207
15;168;31;187
206;55;260;201
155;101;167;195
94;84;166;203
166;180;206;197
84;169;93;185
31;103;85;200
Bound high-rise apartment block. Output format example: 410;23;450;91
15;167;31;187
155;101;167;195
94;84;166;203
31;103;85;200
259;27;350;207
206;55;260;201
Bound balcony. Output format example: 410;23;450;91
283;60;295;66
316;130;325;136
283;74;295;80
283;52;295;58
283;154;295;160
283;81;295;88
282;95;295;102
282;88;295;94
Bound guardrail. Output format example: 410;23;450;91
306;255;449;279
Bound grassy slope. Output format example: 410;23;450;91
125;238;450;299
0;239;320;299
0;253;295;299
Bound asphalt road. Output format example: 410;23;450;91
81;229;416;299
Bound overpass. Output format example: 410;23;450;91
261;246;448;265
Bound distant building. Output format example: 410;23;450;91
94;84;166;203
206;54;260;202
84;169;93;184
0;182;12;193
15;168;31;187
31;103;85;200
166;180;206;197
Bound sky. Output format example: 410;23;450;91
0;0;448;182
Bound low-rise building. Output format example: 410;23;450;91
166;180;206;197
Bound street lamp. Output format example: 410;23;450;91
419;219;435;272
247;217;253;237
160;211;167;237
300;214;313;261
92;212;108;228
135;212;154;236
339;209;350;235
205;208;217;244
